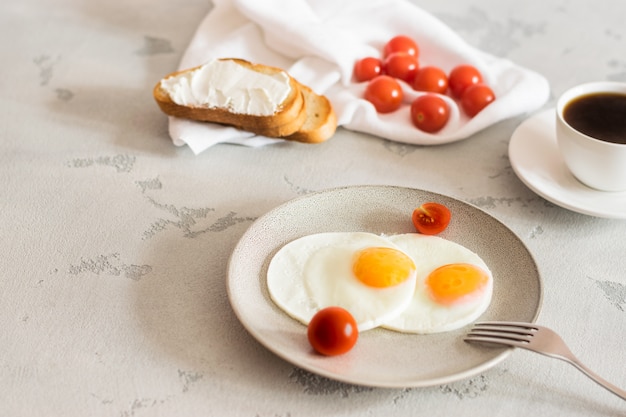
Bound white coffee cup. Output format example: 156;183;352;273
556;81;626;192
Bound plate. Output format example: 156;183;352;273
227;185;542;388
509;109;626;219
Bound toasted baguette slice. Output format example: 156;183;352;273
284;82;337;144
153;58;306;138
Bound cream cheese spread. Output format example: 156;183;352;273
161;59;291;116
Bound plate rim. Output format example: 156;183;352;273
509;109;626;220
227;184;543;388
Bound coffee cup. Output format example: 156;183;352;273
556;81;626;192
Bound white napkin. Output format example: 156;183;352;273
168;0;550;154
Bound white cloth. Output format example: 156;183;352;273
169;0;550;154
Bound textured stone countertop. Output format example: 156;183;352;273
2;0;625;416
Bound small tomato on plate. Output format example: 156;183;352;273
307;306;359;356
412;202;451;235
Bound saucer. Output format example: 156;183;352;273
508;109;626;219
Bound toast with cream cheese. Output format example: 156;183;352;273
154;58;336;143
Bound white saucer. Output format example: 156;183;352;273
509;109;626;219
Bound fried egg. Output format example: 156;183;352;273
382;233;493;334
267;232;418;331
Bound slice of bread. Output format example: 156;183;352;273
284;83;337;144
154;58;306;138
153;58;336;143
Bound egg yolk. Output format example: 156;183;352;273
426;263;489;305
352;247;416;288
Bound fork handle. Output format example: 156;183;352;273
566;357;626;401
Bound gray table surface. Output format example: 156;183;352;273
2;0;625;416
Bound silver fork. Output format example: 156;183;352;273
465;321;626;401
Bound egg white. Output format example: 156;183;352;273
381;233;493;334
267;232;418;331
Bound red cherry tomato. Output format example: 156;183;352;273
383;35;419;58
364;75;403;113
412;66;448;94
307;307;358;356
448;65;483;99
353;57;383;82
461;83;496;117
412;202;451;235
383;52;419;83
410;94;450;133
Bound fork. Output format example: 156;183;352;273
465;321;626;401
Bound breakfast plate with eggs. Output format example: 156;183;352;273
227;185;542;387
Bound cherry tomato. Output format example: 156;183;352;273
364;75;403;113
410;94;450;133
412;202;451;235
307;307;358;356
412;66;448;94
383;52;419;83
353;57;383;82
448;65;483;99
383;35;419;58
461;83;496;117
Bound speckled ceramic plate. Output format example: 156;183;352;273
227;185;542;388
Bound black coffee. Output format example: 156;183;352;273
563;92;626;145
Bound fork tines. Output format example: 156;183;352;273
464;321;539;345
